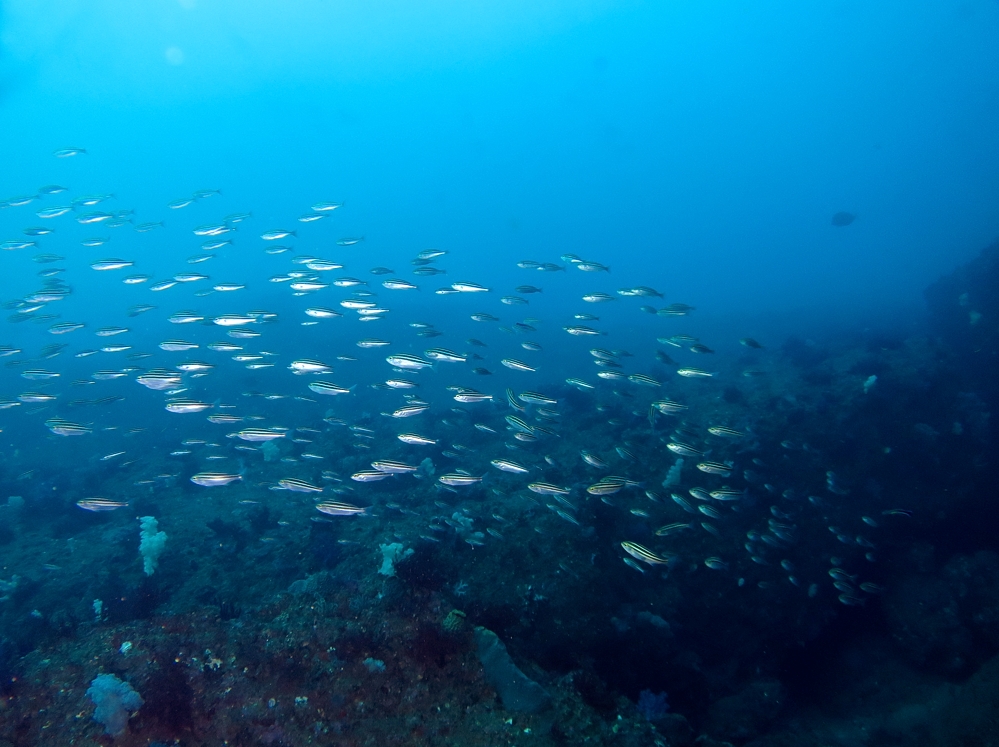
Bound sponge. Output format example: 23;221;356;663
474;626;551;713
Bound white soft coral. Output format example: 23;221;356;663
139;516;168;576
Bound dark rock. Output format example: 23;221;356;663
246;504;277;535
883;551;999;675
104;576;168;623
694;736;735;747
656;713;695;747
571;669;616;714
705;679;787;744
945;551;999;651
636;688;670;722
743;732;820;747
0;637;17;694
206;517;249;554
409;624;462;669
137;659;194;737
780;337;826;368
722;386;745;405
883;570;973;675
924;237;999;436
935;650;999;745
393;542;451;591
306;520;341;569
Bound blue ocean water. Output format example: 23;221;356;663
1;2;998;745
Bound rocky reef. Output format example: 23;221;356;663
925;237;999;438
0;240;996;746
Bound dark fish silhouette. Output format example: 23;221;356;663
832;211;856;226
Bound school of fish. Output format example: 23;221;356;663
0;148;907;607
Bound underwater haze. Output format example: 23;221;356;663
1;2;999;746
3;1;998;326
